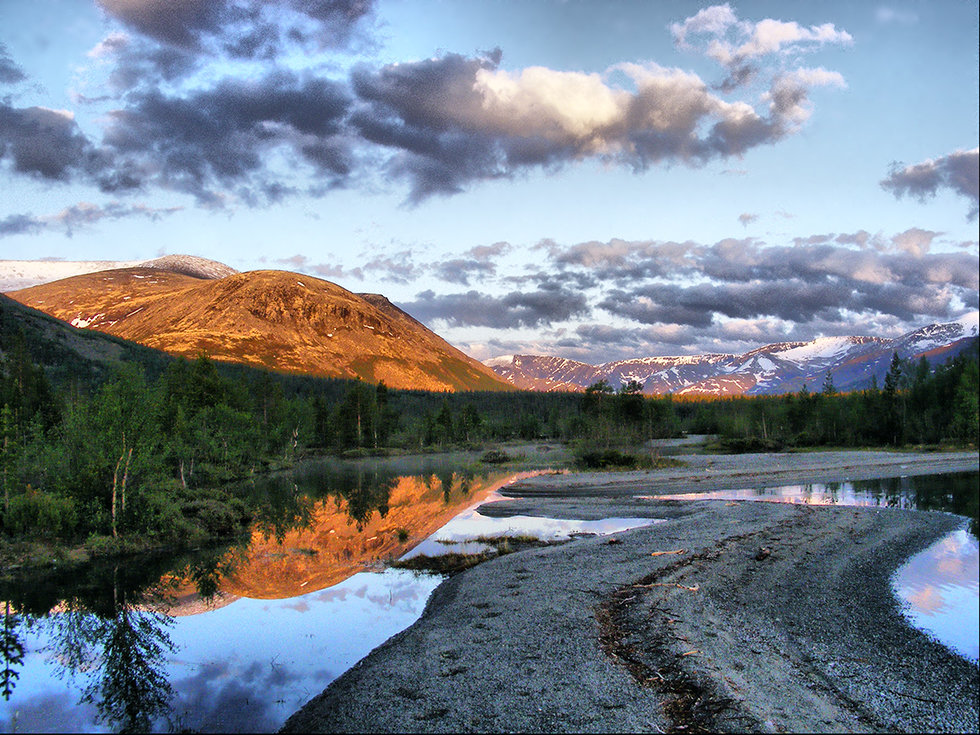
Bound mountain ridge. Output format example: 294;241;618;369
487;312;980;396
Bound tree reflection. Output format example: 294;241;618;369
1;600;24;701
81;594;174;732
853;471;979;537
2;546;235;732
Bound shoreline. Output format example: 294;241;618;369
283;450;979;733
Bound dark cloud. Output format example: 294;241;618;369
433;258;496;286
881;148;980;219
0;105;95;181
360;251;419;284
403;286;589;329
0;213;44;237
0;41;27;84
2;5;847;208
100;70;353;204
0;202;182;238
96;0;373;58
530;234;978;336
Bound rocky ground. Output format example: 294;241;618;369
282;450;979;733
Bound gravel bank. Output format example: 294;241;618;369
283;451;979;733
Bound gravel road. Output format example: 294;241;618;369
282;450;979;733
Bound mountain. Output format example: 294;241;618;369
486;312;980;396
8;262;511;392
0;254;237;292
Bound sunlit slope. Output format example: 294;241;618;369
10;268;511;392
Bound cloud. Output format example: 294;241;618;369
96;0;374;58
881;148;980;219
360;250;419;284
534;234;977;336
0;201;183;238
890;227;939;256
738;213;758;227
0;105;96;181
672;4;852;90
402;285;589;329
3;5;851;209
100;70;353;204
0;41;27;84
433;258;496;286
875;7;918;25
350;40;848;202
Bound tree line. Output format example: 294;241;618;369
1;326;976;549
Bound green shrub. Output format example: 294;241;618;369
575;449;638;469
4;487;79;538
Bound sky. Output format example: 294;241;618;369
0;0;977;364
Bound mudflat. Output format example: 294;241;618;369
282;450;979;733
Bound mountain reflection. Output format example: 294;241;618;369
214;466;507;599
1;463;510;732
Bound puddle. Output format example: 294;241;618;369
892;529;979;662
404;504;661;558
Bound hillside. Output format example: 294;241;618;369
487;312;980;396
9;267;511;392
0;292;175;385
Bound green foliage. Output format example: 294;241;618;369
2;323;977;554
575;449;641;469
4;487;78;538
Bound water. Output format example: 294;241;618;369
3;466;975;732
642;471;980;662
893;529;979;662
0;458;654;733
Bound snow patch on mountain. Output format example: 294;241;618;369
0;255;237;292
775;336;856;364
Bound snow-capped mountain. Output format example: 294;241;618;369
0;255;237;292
485;312;980;396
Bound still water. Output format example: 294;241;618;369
0;458;657;733
2;466;976;732
642;471;980;662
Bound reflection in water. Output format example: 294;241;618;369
642;471;979;663
0;460;525;732
405;493;662;559
643;471;979;539
893;529;979;662
1;557;193;732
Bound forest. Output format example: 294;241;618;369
1;316;977;554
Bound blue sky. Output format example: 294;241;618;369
1;0;977;362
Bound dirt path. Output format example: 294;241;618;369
282;451;979;733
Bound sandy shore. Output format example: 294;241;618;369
282;450;979;733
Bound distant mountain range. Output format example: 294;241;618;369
6;257;510;393
485;312;980;396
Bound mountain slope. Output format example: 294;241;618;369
9;267;511;392
487;312;980;396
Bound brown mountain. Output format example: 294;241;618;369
9;266;511;392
